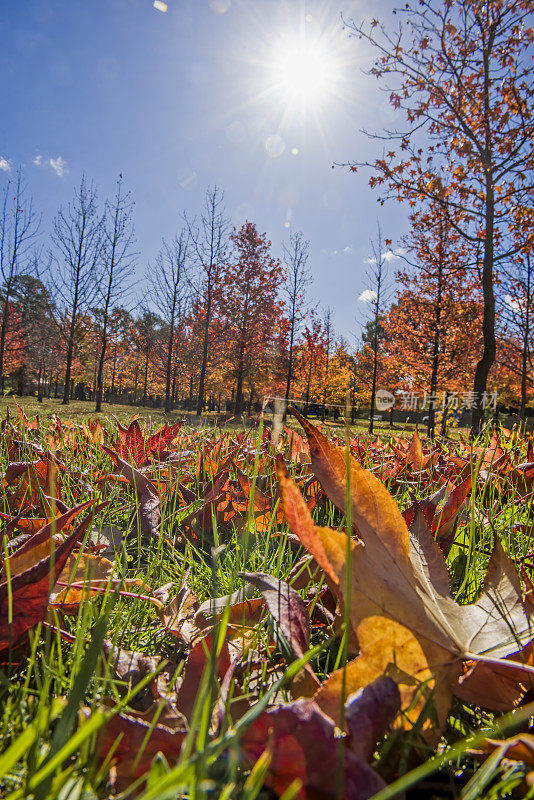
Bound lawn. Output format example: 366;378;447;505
0;395;470;438
0;403;532;799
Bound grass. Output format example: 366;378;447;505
0;400;532;798
0;394;471;438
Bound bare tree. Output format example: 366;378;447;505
185;186;229;416
150;229;190;413
50;175;102;405
0;170;40;393
95;175;136;412
321;306;333;419
283;231;311;403
362;223;389;435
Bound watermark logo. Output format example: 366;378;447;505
375;389;395;411
394;390;498;411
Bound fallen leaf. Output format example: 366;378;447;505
0;506;98;652
279;411;534;729
239;696;388;800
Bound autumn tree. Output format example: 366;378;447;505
0;170;39;393
95;175;136;413
50;175;102;405
134;310;161;405
186;186;229;415
11;274;57;399
391;206;482;437
282;231;311;404
346;0;534;432
220;222;283;414
294;311;326;411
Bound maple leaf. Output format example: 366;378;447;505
113;418;182;467
278;410;534;727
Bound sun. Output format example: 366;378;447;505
267;35;341;111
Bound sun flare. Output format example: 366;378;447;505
267;36;341;110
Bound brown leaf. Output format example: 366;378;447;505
103;447;160;538
239;698;386;800
159;580;201;643
174;635;232;721
87;708;187;792
49;552;115;611
1;501;95;580
280;412;534;728
406;427;425;470
0;506;98;653
345;676;400;761
238;571;311;662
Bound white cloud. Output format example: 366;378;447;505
0;157;10;172
153;0;168;10
327;245;352;257
358;289;377;304
364;247;405;266
33;155;43;166
49;156;67;176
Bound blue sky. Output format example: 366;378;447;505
0;0;408;339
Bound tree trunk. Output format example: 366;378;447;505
471;53;496;436
369;349;378;435
196;308;210;416
143;348;149;405
285;314;295;404
234;338;246;415
520;255;531;421
427;259;443;440
164;316;175;414
471;187;495;435
95;319;108;412
37;365;43;403
171;369;177;412
0;291;11;395
62;317;76;405
441;391;450;437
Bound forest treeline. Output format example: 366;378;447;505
0;171;532;433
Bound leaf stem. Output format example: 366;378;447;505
464;650;534;678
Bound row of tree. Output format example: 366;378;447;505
0;165;531;433
0;175;318;415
